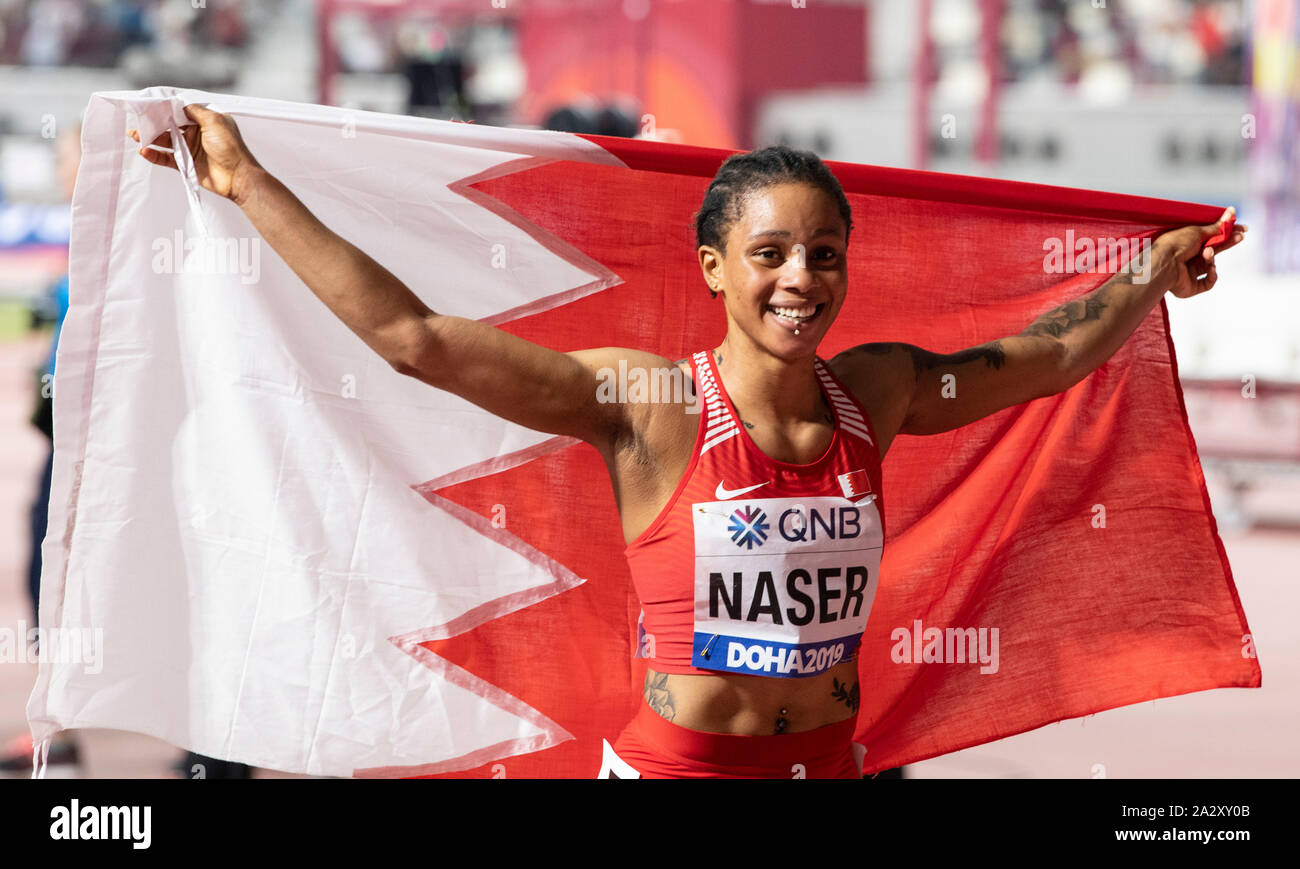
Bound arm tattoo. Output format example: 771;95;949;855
1020;295;1110;340
904;341;1007;375
841;340;1007;380
831;677;860;713
644;671;676;721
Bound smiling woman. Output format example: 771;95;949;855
611;148;881;778
129;106;1243;778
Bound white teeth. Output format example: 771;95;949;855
769;305;816;321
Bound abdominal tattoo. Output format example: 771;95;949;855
646;673;858;732
831;677;860;713
644;672;676;721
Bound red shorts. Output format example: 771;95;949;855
606;702;862;779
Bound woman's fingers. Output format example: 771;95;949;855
129;130;177;171
127;127;184;171
1199;263;1218;294
138;128;172;151
143;149;178;171
183;103;219;125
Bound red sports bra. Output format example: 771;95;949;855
624;349;886;678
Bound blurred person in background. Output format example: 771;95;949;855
0;121;254;778
0;123;79;773
19;0;85;66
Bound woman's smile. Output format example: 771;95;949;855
765;300;826;333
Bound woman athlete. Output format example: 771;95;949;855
131;105;1244;779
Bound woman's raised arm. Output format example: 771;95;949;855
131;104;638;447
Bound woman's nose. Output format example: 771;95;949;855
781;246;815;288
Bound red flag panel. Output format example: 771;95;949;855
409;136;1258;777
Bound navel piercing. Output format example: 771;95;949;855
775;707;789;734
794;328;800;335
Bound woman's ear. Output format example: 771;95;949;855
698;245;722;300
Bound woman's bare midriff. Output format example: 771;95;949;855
642;658;860;736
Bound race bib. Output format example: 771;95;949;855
690;496;883;677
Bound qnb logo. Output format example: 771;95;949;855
777;506;862;542
728;506;769;549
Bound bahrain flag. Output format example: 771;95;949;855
27;88;1257;778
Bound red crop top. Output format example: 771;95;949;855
624;349;886;679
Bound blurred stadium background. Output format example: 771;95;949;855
0;0;1295;778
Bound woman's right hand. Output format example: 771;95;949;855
129;103;262;204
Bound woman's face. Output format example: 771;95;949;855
699;181;849;359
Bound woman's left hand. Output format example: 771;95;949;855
1152;207;1247;299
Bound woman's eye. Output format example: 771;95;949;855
753;247;840;262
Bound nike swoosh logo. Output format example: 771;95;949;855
715;480;770;500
